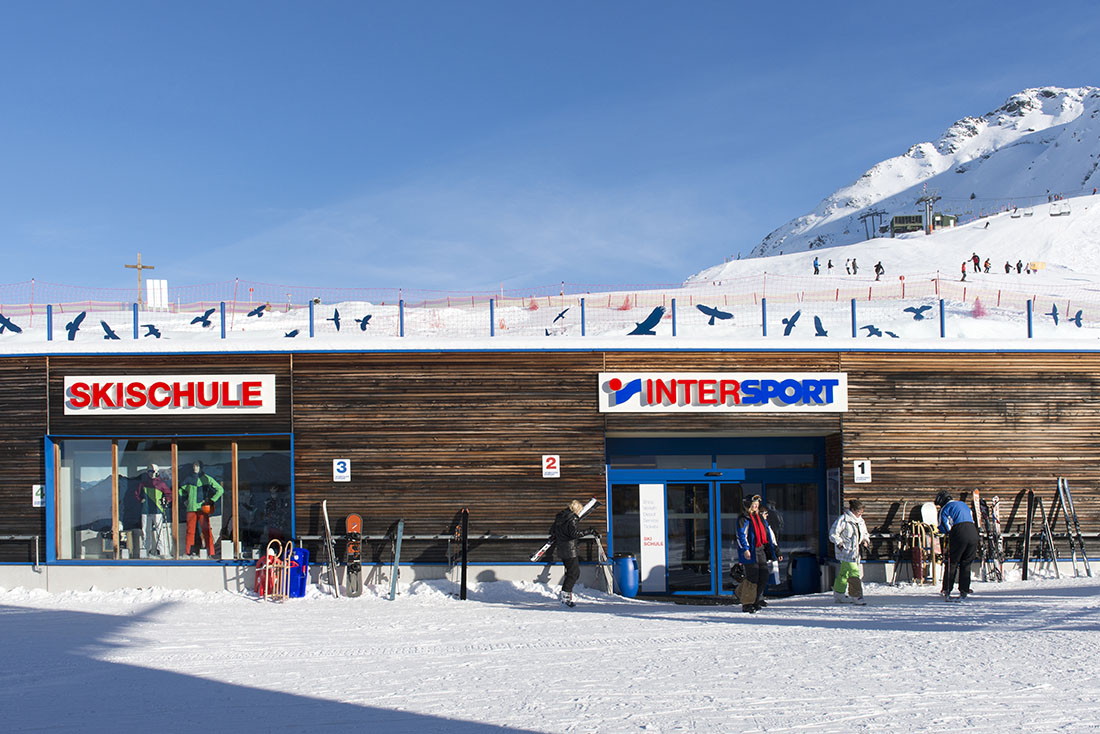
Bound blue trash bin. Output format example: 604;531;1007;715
789;552;819;595
612;553;639;598
289;548;309;598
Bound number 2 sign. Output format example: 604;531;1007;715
542;455;561;478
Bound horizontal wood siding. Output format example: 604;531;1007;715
0;358;47;561
291;352;608;562
840;352;1100;558
47;355;292;435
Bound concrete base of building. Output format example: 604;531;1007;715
0;563;604;594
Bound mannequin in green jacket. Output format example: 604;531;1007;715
180;461;224;556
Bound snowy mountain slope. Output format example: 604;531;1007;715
748;86;1100;258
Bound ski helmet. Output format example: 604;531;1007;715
934;490;951;507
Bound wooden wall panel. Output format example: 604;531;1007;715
291;352;608;562
839;352;1100;557
0;358;47;561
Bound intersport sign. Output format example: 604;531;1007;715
598;372;848;413
63;375;276;415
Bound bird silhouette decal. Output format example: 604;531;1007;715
1069;309;1083;328
885;331;900;338
0;313;23;334
328;309;341;331
284;329;299;338
696;304;733;326
782;310;801;336
100;321;120;340
545;328;552;336
247;304;267;318
861;324;883;337
628;306;665;335
903;305;932;321
553;308;570;323
142;324;161;339
354;314;372;331
191;308;216;328
65;312;86;341
813;315;828;337
1046;303;1059;325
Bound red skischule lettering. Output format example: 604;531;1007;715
221;381;241;407
68;382;91;409
173;381;196;408
148;382;171;408
240;381;263;407
124;382;148;408
196;382;219;407
91;382;116;408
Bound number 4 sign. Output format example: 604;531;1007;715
542;455;560;478
853;460;872;483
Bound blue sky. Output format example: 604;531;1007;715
1;1;1096;293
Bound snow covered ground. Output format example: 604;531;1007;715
2;573;1097;732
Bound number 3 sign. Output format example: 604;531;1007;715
542;455;561;478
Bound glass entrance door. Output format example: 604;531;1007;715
666;483;711;592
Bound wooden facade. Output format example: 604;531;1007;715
1;349;1097;564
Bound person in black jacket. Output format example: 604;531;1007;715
551;499;597;607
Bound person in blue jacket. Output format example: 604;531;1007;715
736;494;780;614
935;490;979;600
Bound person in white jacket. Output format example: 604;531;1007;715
830;499;871;604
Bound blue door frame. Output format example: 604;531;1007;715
606;437;827;596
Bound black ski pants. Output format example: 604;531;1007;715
943;521;979;595
561;555;580;593
744;555;768;604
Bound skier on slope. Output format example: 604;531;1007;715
813;256;820;275
829;499;870;605
935;490;979;601
551;500;598;607
736;495;780;614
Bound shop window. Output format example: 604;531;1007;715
608;454;712;470
610;484;641;559
763;482;819;556
53;436;292;562
56;439;114;560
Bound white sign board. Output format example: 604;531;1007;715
64;375;276;415
638;483;667;593
598;372;848;413
542;455;560;478
853;460;872;484
333;459;351;482
32;484;44;508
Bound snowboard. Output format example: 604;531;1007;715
346;513;363;598
530;497;599;562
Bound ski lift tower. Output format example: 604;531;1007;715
916;191;941;235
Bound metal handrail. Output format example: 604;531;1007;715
0;535;41;571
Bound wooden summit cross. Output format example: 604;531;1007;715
125;252;155;308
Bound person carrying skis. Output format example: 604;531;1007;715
829;499;870;605
179;460;224;557
736;495;780;614
935;490;979;601
551;499;597;607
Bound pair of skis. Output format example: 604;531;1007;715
972;489;1004;582
1055;478;1092;577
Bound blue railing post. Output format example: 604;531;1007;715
761;297;767;337
490;298;495;337
939;299;946;338
220;302;227;339
580;298;586;336
399;299;405;337
1027;299;1033;338
671;298;677;337
46;304;53;341
132;303;139;339
308;300;314;338
850;298;857;338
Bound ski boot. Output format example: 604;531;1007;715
560;591;575;608
834;591;852;604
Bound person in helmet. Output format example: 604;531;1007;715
179;461;224;557
550;500;598;607
935;490;979;600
